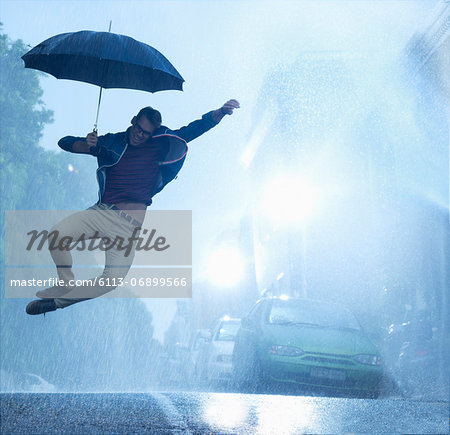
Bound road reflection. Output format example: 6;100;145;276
256;396;318;434
202;393;250;431
201;393;320;433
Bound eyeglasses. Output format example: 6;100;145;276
133;122;153;138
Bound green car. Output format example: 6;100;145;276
232;297;382;397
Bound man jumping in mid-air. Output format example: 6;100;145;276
26;99;240;315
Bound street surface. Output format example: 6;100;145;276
1;392;448;434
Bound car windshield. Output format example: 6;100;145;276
267;300;361;331
215;320;241;341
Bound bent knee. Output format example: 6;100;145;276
102;266;131;283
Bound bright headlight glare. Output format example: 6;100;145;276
269;345;304;357
353;354;381;366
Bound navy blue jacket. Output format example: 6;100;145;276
58;111;219;204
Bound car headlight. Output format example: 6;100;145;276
353;354;381;366
268;345;304;357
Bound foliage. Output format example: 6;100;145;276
1;29;52;209
0;27;98;211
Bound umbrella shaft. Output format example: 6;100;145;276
94;87;103;132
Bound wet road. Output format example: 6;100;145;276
1;392;448;434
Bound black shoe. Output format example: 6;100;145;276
26;299;57;315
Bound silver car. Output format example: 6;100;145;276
204;317;241;383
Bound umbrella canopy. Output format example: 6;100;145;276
22;30;184;92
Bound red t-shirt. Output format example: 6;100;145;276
101;140;168;206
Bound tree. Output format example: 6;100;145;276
0;27;52;208
0;25;97;211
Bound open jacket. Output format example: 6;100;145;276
58;111;219;205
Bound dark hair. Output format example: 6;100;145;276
137;106;162;129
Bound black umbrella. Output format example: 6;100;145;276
22;30;184;130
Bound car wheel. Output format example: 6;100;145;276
233;346;262;393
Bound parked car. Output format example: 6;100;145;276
186;329;212;383
384;310;439;398
204;316;241;384
232;297;382;397
1;371;57;392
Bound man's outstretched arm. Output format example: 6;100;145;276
58;131;99;155
170;99;240;143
